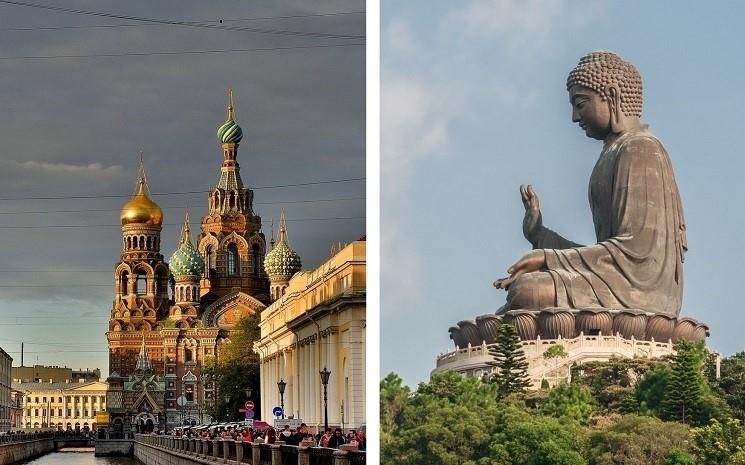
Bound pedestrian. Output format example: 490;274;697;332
327;428;345;449
319;429;332;448
265;427;277;444
279;424;293;443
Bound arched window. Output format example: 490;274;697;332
127;237;132;249
184;348;192;362
229;192;235;209
227;244;239;276
136;272;147;295
252;244;261;275
120;271;129;295
205;246;214;272
186;287;192;302
139;236;145;249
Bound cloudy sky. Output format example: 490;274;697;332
382;1;745;386
0;0;365;376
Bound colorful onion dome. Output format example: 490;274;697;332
217;88;243;144
169;211;205;278
264;210;302;277
120;161;163;226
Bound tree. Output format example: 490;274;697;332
380;373;410;446
661;341;706;423
690;418;745;465
487;324;531;397
203;312;261;422
713;352;745;422
539;382;595;424
587;415;692;465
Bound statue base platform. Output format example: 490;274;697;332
448;307;709;348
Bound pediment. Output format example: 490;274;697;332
202;291;266;328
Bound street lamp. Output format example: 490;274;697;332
319;367;331;432
277;379;286;420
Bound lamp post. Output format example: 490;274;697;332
319;367;330;432
277;379;286;420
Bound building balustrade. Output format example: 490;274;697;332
133;433;365;464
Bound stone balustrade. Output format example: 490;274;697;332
133;433;366;465
0;432;56;465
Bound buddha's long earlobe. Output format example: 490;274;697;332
606;85;626;134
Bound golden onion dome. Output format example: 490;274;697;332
120;177;163;226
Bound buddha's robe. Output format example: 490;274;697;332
503;125;687;317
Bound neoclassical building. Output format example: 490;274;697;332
0;347;11;433
106;91;269;433
14;380;107;431
255;238;366;432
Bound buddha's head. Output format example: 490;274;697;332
566;51;643;140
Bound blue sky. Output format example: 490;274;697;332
381;1;745;386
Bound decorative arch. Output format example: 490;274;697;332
201;291;266;328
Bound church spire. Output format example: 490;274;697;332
227;87;235;120
135;334;153;373
270;219;276;249
180;210;192;245
278;208;288;243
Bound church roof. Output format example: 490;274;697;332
169;211;205;279
264;209;301;278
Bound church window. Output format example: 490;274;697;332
205;245;214;272
185;348;192;362
229;191;235;209
136;273;147;295
186;287;192;302
227;244;239;276
120;271;129;295
146;236;152;250
185;385;194;402
139;236;145;249
252;244;261;275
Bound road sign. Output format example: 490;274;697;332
245;400;254;410
272;406;283;417
274;418;303;429
245;410;255;419
176;396;187;407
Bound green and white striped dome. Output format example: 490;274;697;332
217;88;243;144
169;212;204;279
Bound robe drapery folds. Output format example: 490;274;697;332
532;126;686;317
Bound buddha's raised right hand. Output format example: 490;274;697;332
521;184;542;245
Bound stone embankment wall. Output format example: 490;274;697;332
134;433;365;465
0;434;55;465
94;439;133;456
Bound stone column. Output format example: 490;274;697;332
298;446;310;465
212;439;220;459
235;438;243;462
252;442;261;465
328;332;338;426
271;444;282;465
333;449;350;465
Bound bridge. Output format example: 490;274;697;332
53;432;96;449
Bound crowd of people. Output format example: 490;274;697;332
168;423;366;451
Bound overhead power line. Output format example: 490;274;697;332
0;196;365;215
0;10;366;32
0;42;365;61
0;0;365;40
0;177;365;201
0;216;365;229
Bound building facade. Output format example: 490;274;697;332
10;389;23;430
13;380;107;431
106;91;269;433
12;365;100;384
0;347;12;433
256;239;366;432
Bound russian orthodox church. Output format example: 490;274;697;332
105;91;303;433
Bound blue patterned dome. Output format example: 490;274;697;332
217;89;243;144
264;210;302;278
169;212;204;279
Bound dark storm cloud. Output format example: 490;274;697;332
0;0;365;367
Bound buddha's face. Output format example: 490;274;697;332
569;85;611;140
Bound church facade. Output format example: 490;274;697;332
105;91;272;433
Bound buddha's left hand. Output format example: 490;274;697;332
493;249;546;289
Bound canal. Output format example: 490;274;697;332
16;448;141;465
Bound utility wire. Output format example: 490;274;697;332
0;42;365;61
0;196;365;215
0;0;365;40
0;177;365;201
0;216;365;229
0;11;366;32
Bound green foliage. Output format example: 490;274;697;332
713;352;745;422
203;312;261;422
381;371;588;465
577;357;658;413
663;449;697;465
544;344;569;360
540;382;595;424
587;415;692;465
691;418;745;465
487;324;531;397
380;373;410;446
634;362;671;415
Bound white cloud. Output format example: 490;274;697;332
11;160;123;174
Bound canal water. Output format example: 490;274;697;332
16;448;141;465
